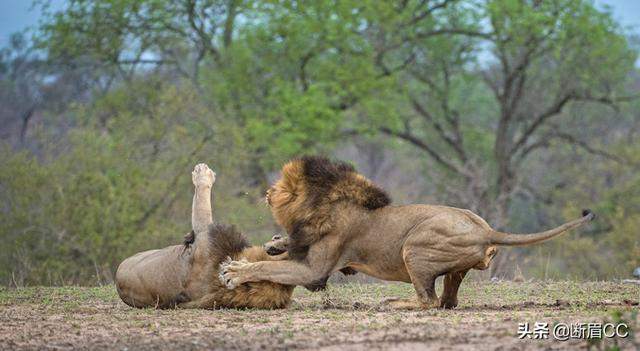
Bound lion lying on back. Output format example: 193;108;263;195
220;156;595;309
115;164;293;309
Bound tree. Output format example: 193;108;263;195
37;0;480;177
4;0;636;284
0;32;99;147
38;0;252;83
364;0;636;275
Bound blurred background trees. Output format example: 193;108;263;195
1;0;638;285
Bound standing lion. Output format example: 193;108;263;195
115;164;293;309
219;156;595;309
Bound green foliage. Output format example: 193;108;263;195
245;82;342;169
1;0;638;284
0;78;275;285
525;135;640;280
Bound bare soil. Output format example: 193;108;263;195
1;281;638;350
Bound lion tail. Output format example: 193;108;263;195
487;209;595;246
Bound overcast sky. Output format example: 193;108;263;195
1;0;638;47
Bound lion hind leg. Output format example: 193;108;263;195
440;269;468;309
397;255;440;310
382;297;424;310
408;272;439;309
382;272;438;310
191;163;216;234
178;293;220;309
178;300;200;309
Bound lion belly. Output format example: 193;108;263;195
115;245;191;308
345;262;412;283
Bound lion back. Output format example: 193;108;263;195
286;156;391;260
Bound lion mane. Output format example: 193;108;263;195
185;224;293;309
269;156;391;260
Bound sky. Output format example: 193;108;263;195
0;0;639;47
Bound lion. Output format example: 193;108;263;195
115;163;294;309
219;156;596;309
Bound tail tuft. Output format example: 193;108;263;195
581;209;596;221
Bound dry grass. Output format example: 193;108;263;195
0;281;638;350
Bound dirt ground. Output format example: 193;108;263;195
0;281;638;350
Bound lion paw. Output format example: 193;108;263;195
218;257;249;289
381;298;418;310
192;163;216;188
440;298;458;309
381;297;438;310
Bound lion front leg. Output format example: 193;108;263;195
440;269;468;309
219;258;330;289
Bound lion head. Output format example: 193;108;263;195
266;156;391;260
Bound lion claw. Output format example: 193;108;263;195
218;257;249;289
192;163;216;188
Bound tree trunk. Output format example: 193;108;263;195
19;107;35;144
489;187;516;278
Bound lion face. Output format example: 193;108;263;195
265;160;307;230
265;186;275;207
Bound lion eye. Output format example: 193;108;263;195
272;235;282;240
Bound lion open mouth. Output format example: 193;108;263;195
265;246;286;256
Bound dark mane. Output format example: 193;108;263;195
298;155;391;210
284;156;391;261
207;223;250;266
300;155;355;187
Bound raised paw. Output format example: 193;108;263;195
192;163;216;188
218;257;250;289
